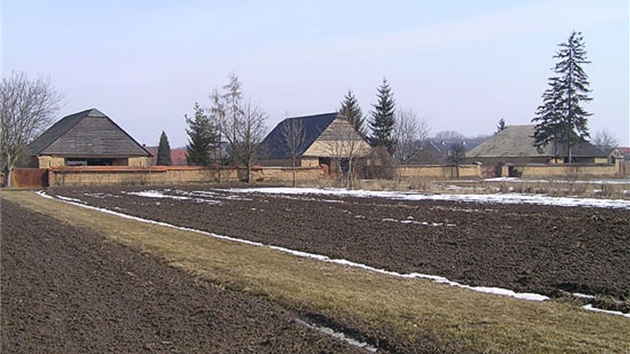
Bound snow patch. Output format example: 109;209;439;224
55;195;85;203
225;187;630;209
582;304;630;318
382;218;455;227
295;318;377;353
125;190;190;200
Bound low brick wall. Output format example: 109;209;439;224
502;163;619;178
396;164;481;179
48;166;325;187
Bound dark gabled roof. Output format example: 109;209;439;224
27;108;151;157
258;112;339;159
555;139;608;158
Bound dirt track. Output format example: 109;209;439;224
46;185;630;307
1;199;367;353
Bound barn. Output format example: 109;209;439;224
27;108;151;168
257;112;372;173
466;125;608;165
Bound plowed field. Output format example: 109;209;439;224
1;199;366;353
46;186;630;307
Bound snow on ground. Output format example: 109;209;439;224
483;177;630;185
125;190;191;200
582;305;630;318
222;187;630;209
382;217;456;227
125;190;224;205
36;190;630;318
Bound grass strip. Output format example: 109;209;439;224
3;190;629;353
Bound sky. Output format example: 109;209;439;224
2;0;629;148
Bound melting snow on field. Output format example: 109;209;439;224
125;190;190;200
222;187;630;209
382;217;456;227
37;190;630;318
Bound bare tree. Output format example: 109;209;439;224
280;118;305;187
325;119;370;188
447;142;466;178
592;129;619;150
1;72;64;186
393;108;431;165
433;130;465;143
223;100;267;183
209;89;226;181
209;75;268;183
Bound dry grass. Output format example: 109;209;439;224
3;190;630;353
349;177;630;200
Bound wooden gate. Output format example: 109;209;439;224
10;168;49;188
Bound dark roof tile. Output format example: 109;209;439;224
258;112;339;159
27;108;151;157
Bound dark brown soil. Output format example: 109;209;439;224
1;199;369;353
46;185;630;306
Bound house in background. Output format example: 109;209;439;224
145;147;188;166
407;140;484;165
257;112;372;174
610;147;630;175
466;124;610;177
27;108;151;168
467;125;608;165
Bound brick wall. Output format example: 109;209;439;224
501;163;619;178
396;164;481;179
48;166;325;187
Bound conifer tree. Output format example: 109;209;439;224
496;118;507;134
156;131;172;165
185;102;217;166
338;89;365;137
368;78;396;155
532;31;592;162
532;78;564;161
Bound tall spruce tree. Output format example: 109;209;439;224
532;31;592;162
156;131;172;166
532;77;564;161
185;102;217;166
368;78;396;154
338;89;365;137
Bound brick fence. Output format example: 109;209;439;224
46;166;325;187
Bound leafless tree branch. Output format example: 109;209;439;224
1;72;64;186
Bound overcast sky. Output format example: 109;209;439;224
3;0;628;147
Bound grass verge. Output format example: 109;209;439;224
2;190;629;353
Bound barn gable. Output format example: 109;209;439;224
28;108;150;157
302;117;371;158
257;112;372;169
258;112;338;160
258;112;371;161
